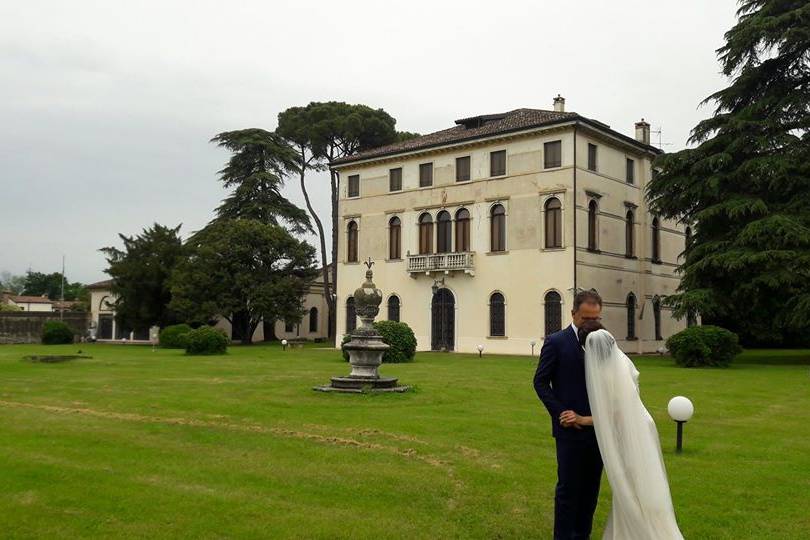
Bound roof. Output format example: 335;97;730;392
86;279;113;290
8;295;53;304
331;108;660;166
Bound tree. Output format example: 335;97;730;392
22;271;85;301
277;102;406;337
209;128;311;234
647;0;810;345
0;271;26;294
169;220;317;345
100;223;186;331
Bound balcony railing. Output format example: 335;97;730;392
406;252;475;275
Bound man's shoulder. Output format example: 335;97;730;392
546;328;572;344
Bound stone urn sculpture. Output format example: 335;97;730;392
314;258;409;393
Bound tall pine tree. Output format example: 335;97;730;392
648;0;810;345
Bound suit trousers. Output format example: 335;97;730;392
554;436;603;540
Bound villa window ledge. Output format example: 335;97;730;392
486;250;509;256
625;254;637;259
386;258;403;263
587;248;601;254
541;247;566;252
487;335;508;340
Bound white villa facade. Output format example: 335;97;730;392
332;98;689;355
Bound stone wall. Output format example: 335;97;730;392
0;312;89;344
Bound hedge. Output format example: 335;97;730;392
185;326;229;355
666;325;742;367
41;321;74;345
341;321;417;363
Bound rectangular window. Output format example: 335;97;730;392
490;150;506;177
389;168;402;192
419;163;433;187
544;141;561;169
456;156;471;182
347;175;360;197
626;158;635;184
588;143;598;171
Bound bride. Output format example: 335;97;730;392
568;321;685;539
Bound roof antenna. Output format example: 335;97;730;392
651;126;673;149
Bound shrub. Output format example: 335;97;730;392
666;325;742;367
185;326;229;355
159;323;193;349
341;321;417;364
41;321;74;345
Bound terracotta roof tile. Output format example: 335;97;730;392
332;108;578;165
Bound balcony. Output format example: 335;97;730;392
406;251;475;276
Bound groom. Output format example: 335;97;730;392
534;290;603;539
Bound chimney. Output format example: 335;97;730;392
553;94;565;112
635;119;650;145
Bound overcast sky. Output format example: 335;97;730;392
0;0;739;284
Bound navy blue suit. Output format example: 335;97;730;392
534;326;603;540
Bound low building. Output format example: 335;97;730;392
1;292;54;312
86;279;149;340
88;267;331;343
331;98;689;355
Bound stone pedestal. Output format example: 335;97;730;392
314;259;410;394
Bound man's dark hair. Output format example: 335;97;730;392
578;320;605;347
573;289;603;312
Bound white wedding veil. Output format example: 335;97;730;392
584;329;684;540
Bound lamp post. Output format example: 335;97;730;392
530;340;537;356
477;344;484;358
667;396;694;453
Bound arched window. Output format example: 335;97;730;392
653;296;662;340
347;221;358;263
625;210;635;257
455;208;471;252
490;204;506;252
285;320;294;332
652;217;661;263
544;291;562;336
587;200;598;251
346;297;356;333
437;210;452;253
309;307;318;333
418;213;433;254
544;197;562;248
387;295;400;322
389;216;401;260
489;292;505;337
626;293;636;340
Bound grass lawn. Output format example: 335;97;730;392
0;343;808;539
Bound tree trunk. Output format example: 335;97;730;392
329;167;339;339
297;146;335;340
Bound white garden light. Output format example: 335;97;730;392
667;396;694;453
281;339;288;351
477;344;484;358
530;340;537;356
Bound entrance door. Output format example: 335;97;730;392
98;314;113;339
431;288;455;351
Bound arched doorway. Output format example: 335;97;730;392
431;288;455;351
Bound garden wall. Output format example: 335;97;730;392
0;312;89;344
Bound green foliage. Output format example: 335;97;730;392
41;321;74;345
170;219;318;345
100;223;186;332
395;131;421;142
22;271;85;301
666;325;742;367
374;321;417;363
340;321;417;364
159;324;193;349
209;129;311;234
184;326;229;355
647;0;810;346
0;271;26;294
0;303;21;312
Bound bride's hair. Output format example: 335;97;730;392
578;320;605;347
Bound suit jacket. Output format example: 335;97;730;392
534;325;597;442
